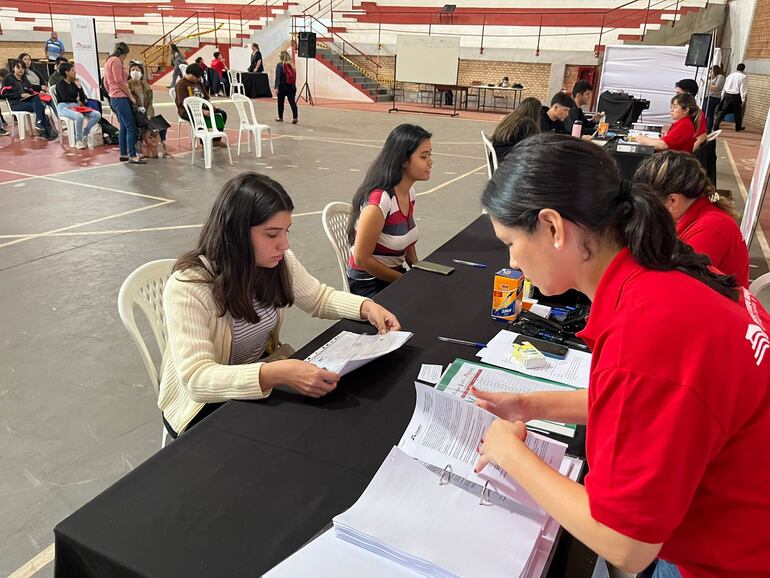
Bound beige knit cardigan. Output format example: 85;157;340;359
158;250;368;433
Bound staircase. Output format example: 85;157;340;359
316;46;392;102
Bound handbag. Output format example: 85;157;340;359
140;130;161;158
149;114;171;131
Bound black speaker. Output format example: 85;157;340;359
298;32;317;58
685;33;712;67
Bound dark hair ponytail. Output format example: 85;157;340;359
482;134;739;300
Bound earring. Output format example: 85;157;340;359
554;242;561;249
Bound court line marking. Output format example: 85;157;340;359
0;166;486;240
283;134;485;160
8;543;54;578
723;141;770;266
0;201;173;248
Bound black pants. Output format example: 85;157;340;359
277;84;298;120
705;95;720;133
713;92;743;131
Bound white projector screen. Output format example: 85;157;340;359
229;46;252;72
395;34;460;85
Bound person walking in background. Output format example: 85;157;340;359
713;63;747;132
104;42;145;164
44;31;65;61
169;44;186;89
274;50;298;124
248;43;264;73
705;64;725;132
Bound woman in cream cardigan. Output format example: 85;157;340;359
159;172;400;437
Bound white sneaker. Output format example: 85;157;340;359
75;140;86;150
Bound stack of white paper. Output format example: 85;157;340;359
333;447;543;578
304;330;413;376
477;330;592;389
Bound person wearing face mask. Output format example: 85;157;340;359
54;62;101;149
128;61;169;157
159;172;401;438
346;124;433;298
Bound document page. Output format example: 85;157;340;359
436;359;577;438
304;330;413;376
478;330;591;389
398;382;567;516
333;446;542;578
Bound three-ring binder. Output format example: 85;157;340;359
437;463;495;505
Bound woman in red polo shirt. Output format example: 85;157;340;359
634;150;749;288
635;93;699;153
474;134;770;578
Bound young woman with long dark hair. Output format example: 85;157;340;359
491;96;541;161
473;134;770;578
635;93;699;153
633;150;749;288
346;124;433;298
160;173;400;437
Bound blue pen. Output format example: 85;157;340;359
437;336;487;348
452;259;487;269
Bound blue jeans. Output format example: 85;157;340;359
109;96;137;157
652;560;683;578
57;102;101;141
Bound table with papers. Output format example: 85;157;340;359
54;216;595;578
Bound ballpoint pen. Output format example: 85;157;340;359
452;259;487;269
437;336;487;348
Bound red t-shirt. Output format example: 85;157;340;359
210;58;226;79
662;116;695;153
578;249;770;578
677;196;750;288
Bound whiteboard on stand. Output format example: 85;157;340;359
395;35;460;85
229;46;252;72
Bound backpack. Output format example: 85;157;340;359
99;118;120;145
283;63;296;85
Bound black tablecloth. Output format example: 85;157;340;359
54;216;593;578
242;72;271;98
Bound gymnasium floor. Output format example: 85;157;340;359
1;96;767;577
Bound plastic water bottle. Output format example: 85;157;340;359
572;120;583;138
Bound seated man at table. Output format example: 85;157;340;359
248;43;264;73
175;63;228;142
210;51;229;96
566;80;598;136
540;92;573;134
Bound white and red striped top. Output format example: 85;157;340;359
348;188;419;272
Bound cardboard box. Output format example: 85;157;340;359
492;268;525;321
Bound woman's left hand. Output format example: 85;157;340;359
475;418;528;473
360;300;401;334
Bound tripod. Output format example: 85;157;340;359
297;56;314;106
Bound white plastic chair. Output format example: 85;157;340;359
2;97;36;140
750;272;770;298
322;202;353;292
231;93;273;158
170;87;192;149
481;131;498;179
183;96;233;169
228;70;245;95
48;85;76;147
117;259;177;449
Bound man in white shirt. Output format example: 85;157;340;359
713;63;747;132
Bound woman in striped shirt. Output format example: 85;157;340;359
347;124;433;297
159;173;400;437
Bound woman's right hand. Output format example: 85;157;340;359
471;387;532;423
262;359;340;398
